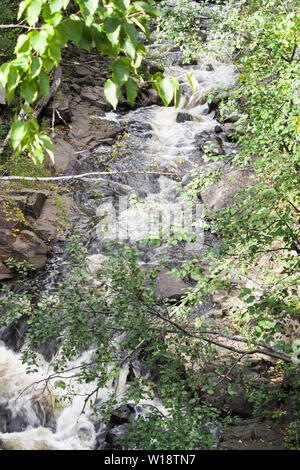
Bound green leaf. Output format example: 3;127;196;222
15;35;31;55
39;70;49;97
27;0;42;27
104;17;121;46
43;4;63;25
122;37;136;60
126;77;138;105
56;22;72;45
42;54;56;72
18;0;31;20
78;0;99;26
31;145;45;164
113;0;130;13
30;30;48;55
6;66;20;103
169;76;181;108
29;56;42;79
65;19;83;46
104;78;121;110
109;59;129;86
48;42;61;64
0;63;11;87
21;77;38;104
155;78;174;106
186;72;198;93
79;26;93;51
38;134;54;162
131;17;151;43
123;20;137;47
49;0;69;13
79;25;93;51
134;1;162;17
10;121;27;150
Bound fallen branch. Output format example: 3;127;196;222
0;170;180;182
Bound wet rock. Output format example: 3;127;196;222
208;96;222;112
0;316;30;351
32;195;74;241
204;382;254;418
195;130;224;156
105;424;128;449
11;230;48;269
176;112;193;123
140;265;188;302
197;30;207;42
81;89;98;103
215;106;240;124
214;125;222;133
206;64;214;71
142;59;164;76
80;86;109;109
70;83;81;94
0;406;26;433
110;404;135;425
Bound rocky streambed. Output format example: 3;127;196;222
0;4;288;451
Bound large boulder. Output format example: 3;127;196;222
0;228;48;270
201;167;255;210
0;190;74;277
141;265;188;302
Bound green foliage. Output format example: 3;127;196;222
0;0;20;61
155;0;210;64
0;0;299;450
0;0;183;163
178;0;300;357
0;235;229;448
284;418;300;450
117;403;222;450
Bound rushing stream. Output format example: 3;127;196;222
0;9;237;450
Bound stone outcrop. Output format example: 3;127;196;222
141;265;188;302
220;419;284;450
0;190;74;279
201;166;255;210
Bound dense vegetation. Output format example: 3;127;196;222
0;0;299;450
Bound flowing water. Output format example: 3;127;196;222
0;11;237;450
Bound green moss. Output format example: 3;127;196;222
0;0;20;62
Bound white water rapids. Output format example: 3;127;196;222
0;24;236;450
